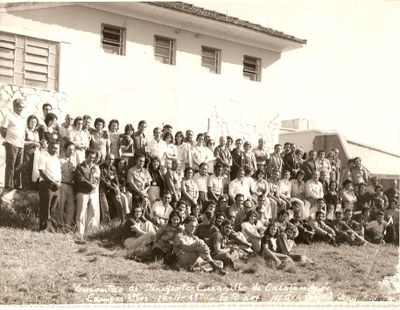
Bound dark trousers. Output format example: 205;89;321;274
22;147;38;190
4;142;23;189
38;181;60;232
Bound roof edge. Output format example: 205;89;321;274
146;1;307;45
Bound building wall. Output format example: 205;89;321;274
0;4;283;147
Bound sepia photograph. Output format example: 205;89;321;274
0;0;399;307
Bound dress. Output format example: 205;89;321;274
68;129;90;165
22;128;40;189
109;131;121;158
90;131;110;160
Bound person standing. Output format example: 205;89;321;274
267;144;283;178
230;139;245;181
0;99;26;192
283;143;299;179
38;142;62;232
75;150;100;239
59;141;76;227
214;136;232;181
253;138;269;173
68;116;90;165
147;127;167;166
132;120;149;164
22;115;41;190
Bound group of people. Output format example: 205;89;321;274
1;99;399;275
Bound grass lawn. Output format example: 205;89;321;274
0;199;399;305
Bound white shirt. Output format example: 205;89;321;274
148;138;167;163
192;145;208;170
152;201;173;219
305;179;324;199
208;174;224;195
193;172;208;192
38;151;61;183
229;178;251;200
0;111;25;147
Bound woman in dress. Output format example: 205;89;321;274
251;169;269;203
181;167;199;208
205;139;216;175
147;157;165;204
174;131;185;177
22;115;41;189
163;131;177;170
108;119;121;159
324;180;342;216
339;179;358;210
191;133;208;173
277;170;292;211
68;116;90;165
290;170;307;219
120;124;135;169
315;150;331;183
90;118;110;162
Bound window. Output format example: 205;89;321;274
0;31;59;90
201;46;220;74
101;24;125;55
154;36;175;65
243;55;261;82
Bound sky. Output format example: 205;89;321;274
191;0;400;155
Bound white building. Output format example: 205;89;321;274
0;1;305;148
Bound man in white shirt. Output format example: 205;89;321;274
0;99;25;191
305;170;324;208
228;168;251;201
38;141;62;232
147;127;167;165
152;190;174;226
253;138;269;172
208;164;225;202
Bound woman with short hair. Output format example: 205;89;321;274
22;115;41;189
90;117;110;161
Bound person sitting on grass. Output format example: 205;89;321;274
289;211;315;244
173;216;227;275
365;210;391;244
385;198;399;244
190;204;201;223
195;211;219;249
131;210;182;265
276;210;299;255
235;199;254;231
214;212;226;231
328;210;366;245
208;219;244;270
151;190;174;226
309;210;337;246
240;210;263;254
122;205;157;251
343;209;364;237
261;222;314;269
309;198;330;221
